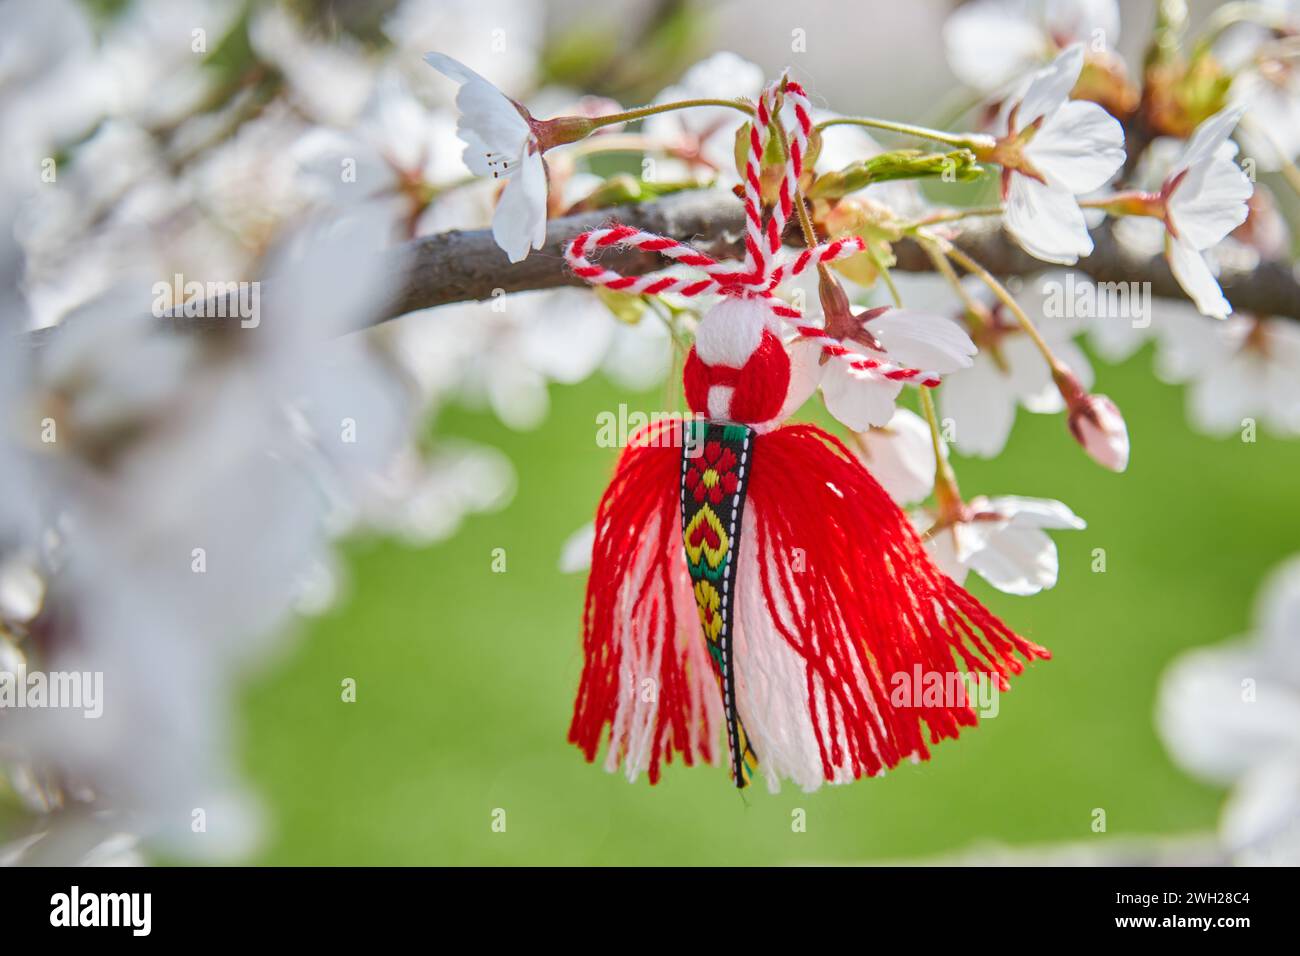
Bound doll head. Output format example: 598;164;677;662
683;297;792;425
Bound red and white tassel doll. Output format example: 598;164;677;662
565;78;1048;791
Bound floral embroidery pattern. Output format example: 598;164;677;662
684;440;740;506
680;421;759;787
693;580;723;643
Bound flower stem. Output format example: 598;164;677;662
1079;190;1164;217
817;116;995;151
919;386;962;519
866;250;963;517
921;238;984;324
907;205;1004;229
939;239;1067;376
873;250;902;307
588;97;756;130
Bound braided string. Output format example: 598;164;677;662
563;76;941;389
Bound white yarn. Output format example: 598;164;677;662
706;385;735;420
694;297;774;367
733;509;852;791
604;509;722;781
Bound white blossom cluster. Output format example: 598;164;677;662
2;0;1299;866
0;0;661;864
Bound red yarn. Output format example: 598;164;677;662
682;330;791;424
746;424;1049;778
571;418;1049;786
681;349;710;419
569;419;715;779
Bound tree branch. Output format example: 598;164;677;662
48;188;1290;346
377;190;1300;322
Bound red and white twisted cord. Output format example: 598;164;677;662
774;80;940;388
564;226;865;298
562;74;942;389
792;321;942;387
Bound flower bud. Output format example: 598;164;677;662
1068;393;1130;473
808;149;982;199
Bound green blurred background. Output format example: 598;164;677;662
241;338;1299;865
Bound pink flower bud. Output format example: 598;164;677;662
1068;394;1130;472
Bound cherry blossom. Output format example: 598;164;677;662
1089;295;1300;438
249;2;376;127
985;44;1126;265
785;304;976;432
425;52;549;263
1159;556;1300;864
392;287;668;431
886;272;1094;458
293;74;468;235
920;495;1086;595
1108;117;1255;320
558;522;597;574
1216;1;1300;171
944;0;1121;94
1156;107;1254;319
849;408;942;506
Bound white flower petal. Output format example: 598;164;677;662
821;360;904;431
925;526;972;587
968;524;1060;595
1158;644;1300;785
516;289;613;383
1088;305;1153;363
999;332;1060;411
1174;105;1246;178
780;337;826;420
423;51;496;88
985;494;1087;530
558;522;596;573
1188;355;1259;436
1231;71;1300;171
854;408;939;506
1254;555;1300;687
602;315;672;392
1027;99;1126;193
1005;173;1093;264
1150;301;1237;383
1168;152;1253;251
1167;236;1231;318
943;1;1046;92
868;309;976;372
643;51;761;178
425;51;532;181
487;361;549;430
1017;43;1085;126
491;151;547;263
455;84;530;161
939;355;1018;457
1222;759;1300;865
1046;0;1121;48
